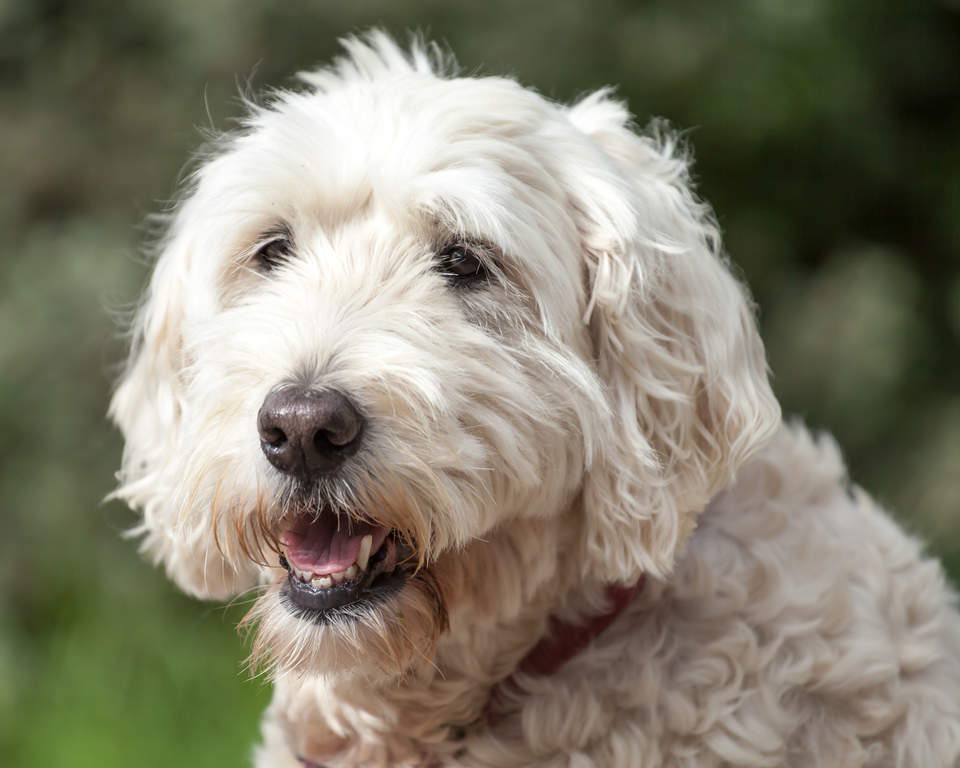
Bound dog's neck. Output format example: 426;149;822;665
502;578;644;680
267;515;641;767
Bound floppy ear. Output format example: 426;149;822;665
111;232;185;482
109;209;256;599
565;91;781;583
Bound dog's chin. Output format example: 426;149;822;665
279;557;409;620
246;578;446;680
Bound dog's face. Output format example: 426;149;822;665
110;34;779;679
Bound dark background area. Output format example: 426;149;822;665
2;1;958;765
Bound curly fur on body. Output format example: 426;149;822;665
110;32;960;767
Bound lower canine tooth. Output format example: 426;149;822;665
343;564;357;580
357;535;372;571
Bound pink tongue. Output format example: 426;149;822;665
281;516;389;576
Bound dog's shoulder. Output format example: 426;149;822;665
611;422;960;767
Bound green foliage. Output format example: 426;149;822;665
1;1;958;764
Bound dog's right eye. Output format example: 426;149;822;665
435;243;491;288
254;237;292;271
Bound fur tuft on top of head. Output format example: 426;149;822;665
298;30;458;91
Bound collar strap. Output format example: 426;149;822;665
480;576;646;729
517;578;645;677
297;577;645;767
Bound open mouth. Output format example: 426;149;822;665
278;511;409;618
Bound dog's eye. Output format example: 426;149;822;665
436;244;489;287
255;237;292;271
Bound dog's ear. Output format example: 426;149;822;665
109;208;255;600
110;231;186;493
564;91;780;583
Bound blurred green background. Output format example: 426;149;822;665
2;1;958;765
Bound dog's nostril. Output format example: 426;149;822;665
314;430;335;452
318;425;355;449
262;427;287;447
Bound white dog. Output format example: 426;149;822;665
110;32;960;767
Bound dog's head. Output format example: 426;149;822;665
110;32;779;678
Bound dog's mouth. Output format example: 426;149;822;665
278;511;410;618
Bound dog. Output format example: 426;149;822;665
109;32;960;767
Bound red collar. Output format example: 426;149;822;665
516;577;645;677
297;577;645;767
470;575;645;736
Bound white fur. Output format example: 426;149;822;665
110;32;960;767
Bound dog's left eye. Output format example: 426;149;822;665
254;237;292;271
436;244;489;287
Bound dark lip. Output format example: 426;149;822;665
278;536;411;621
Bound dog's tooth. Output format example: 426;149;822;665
343;564;357;581
296;568;313;582
357;535;372;571
313;575;333;589
330;570;345;584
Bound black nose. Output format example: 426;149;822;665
257;386;364;478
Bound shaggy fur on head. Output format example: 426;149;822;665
110;32;960;767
